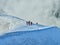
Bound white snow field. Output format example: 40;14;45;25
0;14;26;35
0;14;49;35
0;14;54;35
0;12;59;45
0;14;60;45
0;22;60;45
0;0;60;45
0;0;60;27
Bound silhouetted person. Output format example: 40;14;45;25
31;22;32;25
26;21;30;26
28;21;30;26
26;21;32;26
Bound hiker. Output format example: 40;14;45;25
28;21;30;26
26;21;30;26
31;22;32;25
26;21;32;26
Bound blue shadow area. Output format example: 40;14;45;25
0;26;60;45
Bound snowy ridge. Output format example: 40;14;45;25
0;14;26;35
5;24;55;35
0;13;57;36
0;25;57;37
0;14;60;45
0;13;26;21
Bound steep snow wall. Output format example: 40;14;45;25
0;0;60;27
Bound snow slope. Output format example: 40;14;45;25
0;13;60;45
0;14;47;32
0;14;45;35
0;0;60;27
0;14;26;35
0;26;60;45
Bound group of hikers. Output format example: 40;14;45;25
26;21;33;26
26;21;38;26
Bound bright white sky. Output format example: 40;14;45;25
0;0;60;26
